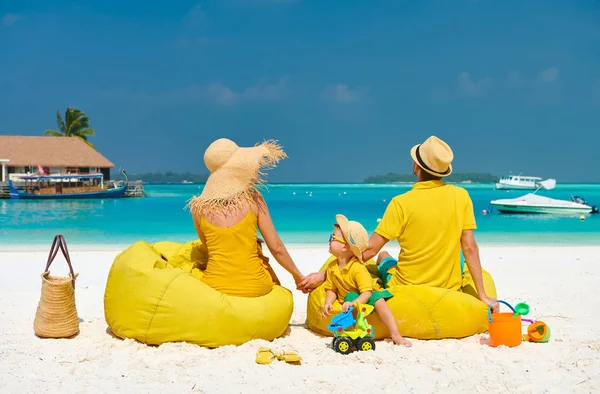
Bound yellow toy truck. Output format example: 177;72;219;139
327;303;376;354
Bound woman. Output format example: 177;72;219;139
189;137;304;297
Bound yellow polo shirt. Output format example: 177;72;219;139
324;257;374;303
375;180;476;290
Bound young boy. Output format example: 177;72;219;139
322;214;412;347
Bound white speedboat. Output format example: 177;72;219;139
495;174;552;190
490;179;598;215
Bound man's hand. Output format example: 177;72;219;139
296;271;326;293
322;302;333;317
481;295;499;313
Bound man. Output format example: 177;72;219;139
298;135;498;312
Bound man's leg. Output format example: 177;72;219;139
376;251;397;288
376;250;392;264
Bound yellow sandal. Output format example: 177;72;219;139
275;350;302;364
255;348;276;365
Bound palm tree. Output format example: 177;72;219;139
44;107;96;148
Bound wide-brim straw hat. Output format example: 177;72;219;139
335;214;369;262
188;138;286;214
410;135;454;177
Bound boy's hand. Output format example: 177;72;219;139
342;301;355;312
322;302;333;317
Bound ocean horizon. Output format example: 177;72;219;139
2;183;599;248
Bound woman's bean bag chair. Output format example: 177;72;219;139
306;256;497;340
104;240;293;347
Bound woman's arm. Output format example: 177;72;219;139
255;194;304;284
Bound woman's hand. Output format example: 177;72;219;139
296;271;326;293
293;274;306;287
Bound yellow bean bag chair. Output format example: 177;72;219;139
307;256;497;340
104;240;293;347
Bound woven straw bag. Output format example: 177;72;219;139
33;235;80;338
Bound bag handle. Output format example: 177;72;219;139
45;234;76;286
487;300;516;323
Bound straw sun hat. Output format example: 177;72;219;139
188;138;286;214
335;214;369;262
410;135;454;177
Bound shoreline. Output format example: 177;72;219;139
1;241;599;253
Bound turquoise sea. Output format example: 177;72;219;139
1;183;599;247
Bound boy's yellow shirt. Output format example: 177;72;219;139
324;256;382;303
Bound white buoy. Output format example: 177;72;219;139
292;192;296;195
580;215;585;221
343;192;346;195
377;218;382;223
382;199;386;203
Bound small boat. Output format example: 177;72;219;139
495;174;552;190
8;169;128;200
490;179;598;215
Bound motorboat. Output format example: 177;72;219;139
490;179;598;215
495;174;553;190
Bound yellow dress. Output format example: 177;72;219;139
199;209;274;297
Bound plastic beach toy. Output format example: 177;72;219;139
488;300;523;347
487;301;551;347
514;302;551;343
327;303;376;355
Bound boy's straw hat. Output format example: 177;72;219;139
410;135;453;177
335;214;369;262
188;138;286;214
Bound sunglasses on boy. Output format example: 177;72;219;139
329;234;346;244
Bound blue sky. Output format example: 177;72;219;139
1;0;599;182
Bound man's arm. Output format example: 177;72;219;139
362;232;390;263
364;199;403;263
461;230;498;312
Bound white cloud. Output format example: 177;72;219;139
182;4;205;28
1;13;20;26
458;72;492;97
208;83;239;105
537;67;559;84
208;77;289;105
507;70;523;88
322;83;367;103
243;77;288;101
100;77;289;106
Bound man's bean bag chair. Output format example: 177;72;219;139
104;240;293;347
306;256;497;340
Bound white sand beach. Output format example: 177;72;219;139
1;244;599;393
